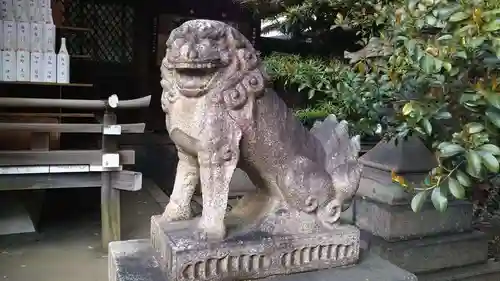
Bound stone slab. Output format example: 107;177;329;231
0;194;37;235
418;261;500;281
369;231;489;273
355;198;473;241
150;216;360;281
109;239;418;281
357;166;420;205
359;136;436;174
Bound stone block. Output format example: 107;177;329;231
355;198;473;241
109;239;418;281
418;261;500;281
0;194;38;235
357;166;419;205
150;216;360;281
370;231;488;273
109;239;165;281
340;200;355;224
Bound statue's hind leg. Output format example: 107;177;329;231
160;150;199;221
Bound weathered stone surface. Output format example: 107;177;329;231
108;19;413;281
370;231;489;273
229;168;256;196
418;261;500;281
340;199;355;224
357;166;422;205
159;19;362;241
109;239;418;281
151;216;360;281
109;239;164;281
355;198;473;241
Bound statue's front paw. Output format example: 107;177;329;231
197;219;227;241
317;199;342;229
160;202;192;222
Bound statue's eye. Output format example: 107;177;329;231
174;38;185;46
207;31;221;40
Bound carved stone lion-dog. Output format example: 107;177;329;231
159;19;362;241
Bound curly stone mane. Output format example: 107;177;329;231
160;19;268;108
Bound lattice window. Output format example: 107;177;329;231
62;0;135;63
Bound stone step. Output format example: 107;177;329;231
369;231;489;273
355;197;473;241
418;261;500;281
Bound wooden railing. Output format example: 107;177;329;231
0;94;151;250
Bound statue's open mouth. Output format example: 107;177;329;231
172;67;219;94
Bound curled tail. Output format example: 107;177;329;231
310;114;363;210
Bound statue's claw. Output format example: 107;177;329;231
160;201;193;222
197;219;227;241
317;199;342;229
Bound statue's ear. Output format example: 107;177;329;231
226;27;246;49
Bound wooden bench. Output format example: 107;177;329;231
0;95;150;250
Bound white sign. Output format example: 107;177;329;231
49;165;89;173
0;166;49;174
102;153;120;168
103;124;121;135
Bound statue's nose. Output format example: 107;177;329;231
188;49;198;59
180;44;198;59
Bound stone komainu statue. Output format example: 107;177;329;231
159;19;362;240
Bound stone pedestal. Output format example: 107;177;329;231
355;137;500;281
150;216;360;281
109;239;417;281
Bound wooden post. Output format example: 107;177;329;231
101;110;121;251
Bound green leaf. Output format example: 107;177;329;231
411;190;429;212
425;15;438;26
424;176;432;186
486;108;500;128
479;144;500;155
308;89;315;99
483;19;500;32
434;111;452;119
443;62;452;72
455;51;467;59
486;93;500;109
431;187;448;212
467;122;485;134
456;170;472;187
478;151;500;173
449;11;470;22
470;37;486;48
408;0;418;11
438;142;465;157
437;34;453;41
298;84;308;92
483;9;500;17
405;39;417;55
402;103;413;115
421;119;432;135
420;55;435;74
466;150;482;177
448;177;465;199
434;59;443;72
457;24;476;35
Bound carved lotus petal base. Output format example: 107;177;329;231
150;215;360;281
